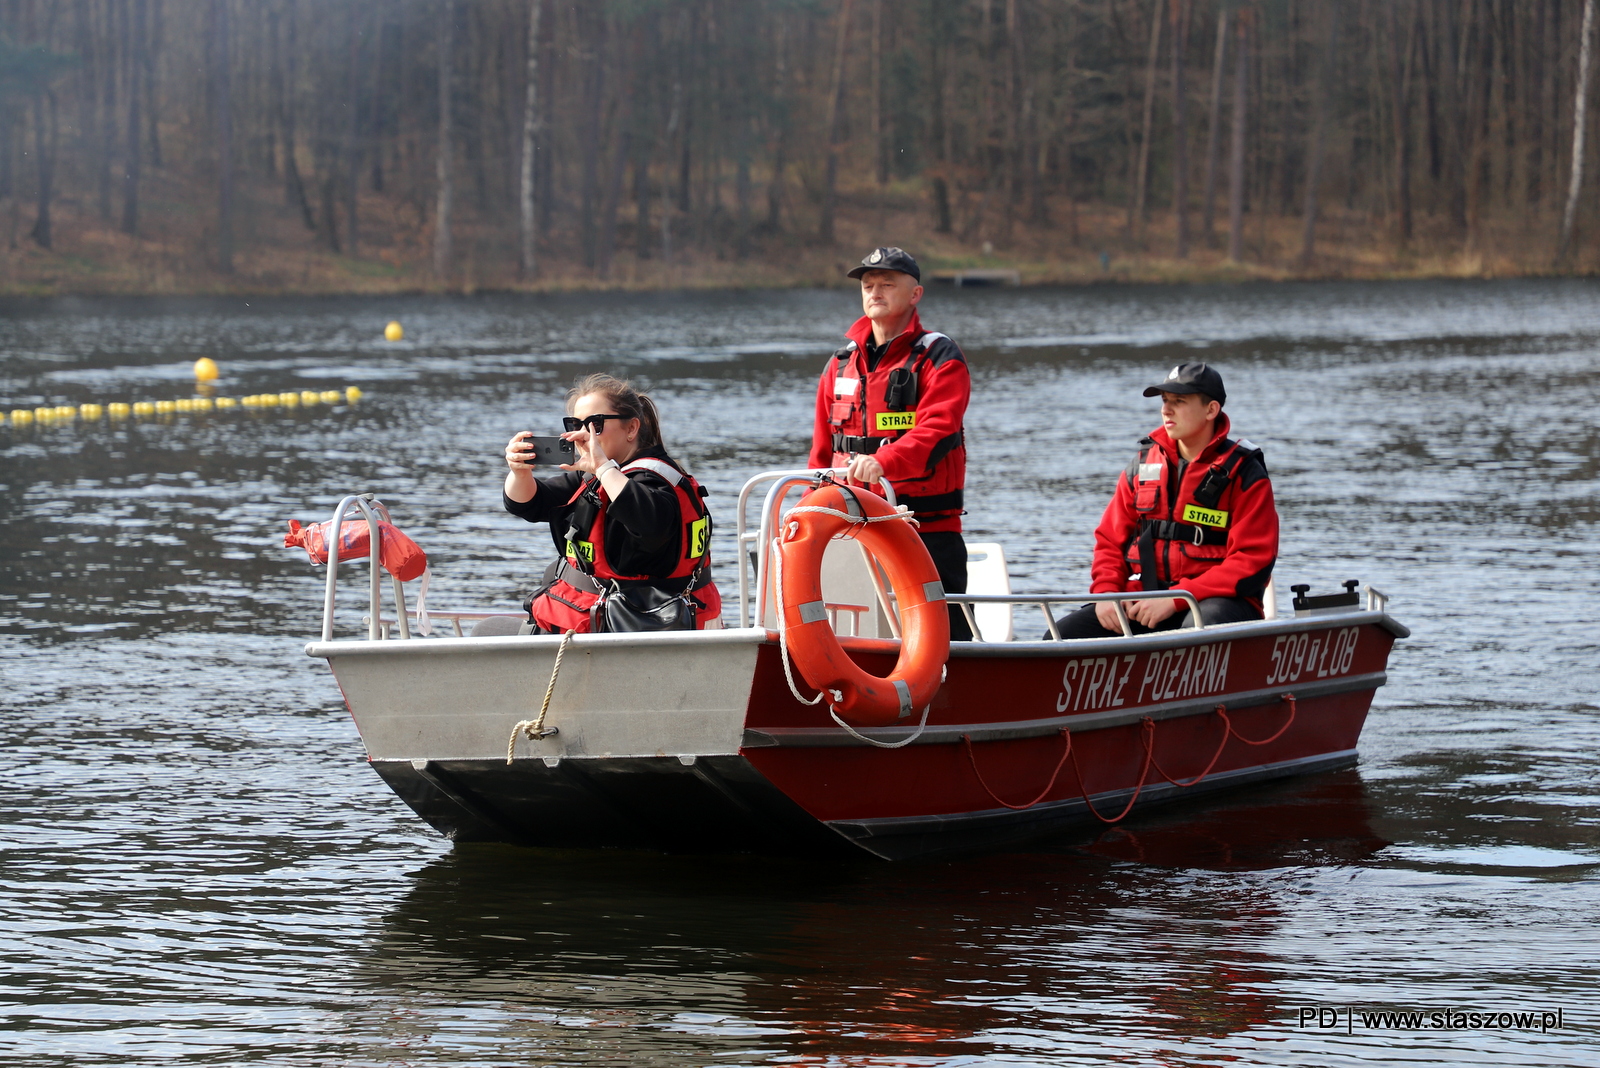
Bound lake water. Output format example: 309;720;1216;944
2;280;1597;1066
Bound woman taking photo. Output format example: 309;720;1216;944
503;373;721;633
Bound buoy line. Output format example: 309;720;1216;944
2;386;365;427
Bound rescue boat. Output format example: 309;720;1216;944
301;470;1407;861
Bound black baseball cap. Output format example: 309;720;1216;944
1143;362;1226;406
847;246;921;282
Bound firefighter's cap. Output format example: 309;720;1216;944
1143;362;1226;406
848;246;921;282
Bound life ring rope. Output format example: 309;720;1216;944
771;536;828;709
774;537;938;748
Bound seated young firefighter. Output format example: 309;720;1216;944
503;373;721;633
1053;362;1277;638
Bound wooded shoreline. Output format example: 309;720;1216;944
6;1;1600;297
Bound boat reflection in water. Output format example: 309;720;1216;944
361;773;1384;1058
307;470;1407;861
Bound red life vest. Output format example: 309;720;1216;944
529;456;719;633
826;330;965;518
1124;437;1263;590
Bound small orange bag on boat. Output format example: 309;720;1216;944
285;518;429;582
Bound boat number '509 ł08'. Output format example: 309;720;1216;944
1267;627;1359;687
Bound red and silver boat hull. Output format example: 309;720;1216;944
308;609;1404;860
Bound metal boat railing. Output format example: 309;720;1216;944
735;468;898;630
947;590;1203;641
319;492;411;642
732;468;1212;640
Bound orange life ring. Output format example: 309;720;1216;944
778;483;950;727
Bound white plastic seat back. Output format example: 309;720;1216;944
965;542;1013;642
760;538;894;637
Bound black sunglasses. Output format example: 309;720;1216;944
563;413;625;433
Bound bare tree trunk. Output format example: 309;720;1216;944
273;1;314;230
1387;0;1413;243
598;25;633;278
99;0;117;223
1227;9;1248;262
930;35;952;232
579;12;606;270
871;0;885;184
211;0;233;272
146;0;162;168
819;0;855;243
1301;2;1341;265
122;0;145;235
1170;0;1190;258
343;4;362;256
1201;7;1226;245
29;92;57;249
518;0;542;277
1560;0;1597;260
1130;0;1163;241
433;0;453;280
765;13;788;232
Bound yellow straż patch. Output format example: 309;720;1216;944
1181;504;1229;528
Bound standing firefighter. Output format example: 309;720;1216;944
808;246;973;640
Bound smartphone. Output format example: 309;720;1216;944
522;434;575;466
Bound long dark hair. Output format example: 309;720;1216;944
567;373;666;454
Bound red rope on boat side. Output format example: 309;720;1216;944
1065;719;1156;824
965;693;1299;825
961;728;1073;810
1146;705;1232;788
1225;693;1298;746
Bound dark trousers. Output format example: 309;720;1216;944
1049;595;1259;640
920;530;973;642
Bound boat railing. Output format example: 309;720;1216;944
944;590;1203;641
732;469;1212;640
735;468;898;629
320;492;411;642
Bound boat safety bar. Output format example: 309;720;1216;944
735;468;898;629
320;492;411;643
940;590;1204;641
1366;585;1389;612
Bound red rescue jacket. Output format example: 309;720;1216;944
1088;413;1278;609
807;310;970;533
529;456;721;633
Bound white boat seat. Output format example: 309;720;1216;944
965;542;1013;642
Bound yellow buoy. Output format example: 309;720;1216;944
215;396;237;409
155;400;176;414
80;403;104;420
384;321;404;342
175;398;195;413
319;389;342;404
10;409;33;425
279;391;299;407
194;357;220;383
55;405;77;420
35;406;55;421
300;390;321;406
194;396;214;412
109;402;131;419
261;393;280;407
345;385;363;403
133;401;155;417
